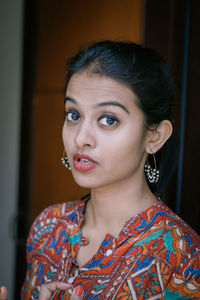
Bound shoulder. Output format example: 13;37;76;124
125;200;200;261
145;201;200;267
155;203;200;297
148;201;200;247
122;201;200;296
30;200;78;229
154;201;200;242
27;197;88;248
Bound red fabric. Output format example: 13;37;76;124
21;196;200;299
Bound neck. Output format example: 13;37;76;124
85;175;156;237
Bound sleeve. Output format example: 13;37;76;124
20;215;40;299
20;204;62;300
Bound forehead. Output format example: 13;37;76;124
66;72;137;106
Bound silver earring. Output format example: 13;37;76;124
144;153;159;183
61;150;71;170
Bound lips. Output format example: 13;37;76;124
73;153;97;172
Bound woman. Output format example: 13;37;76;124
1;41;200;299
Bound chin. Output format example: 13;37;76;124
72;173;97;189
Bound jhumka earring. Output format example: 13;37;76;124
61;150;71;170
144;153;159;183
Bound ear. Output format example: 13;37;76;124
146;120;173;154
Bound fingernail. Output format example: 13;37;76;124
74;285;84;296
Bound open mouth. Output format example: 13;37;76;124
73;153;97;172
77;158;93;164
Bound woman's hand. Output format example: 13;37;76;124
0;282;84;300
39;281;84;300
0;286;8;300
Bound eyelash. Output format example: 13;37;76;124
98;114;119;127
65;109;80;122
65;109;119;128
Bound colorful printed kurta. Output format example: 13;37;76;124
21;195;200;299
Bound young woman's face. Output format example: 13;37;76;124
62;71;150;189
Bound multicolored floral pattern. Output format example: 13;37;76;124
21;196;200;299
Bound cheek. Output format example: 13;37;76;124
103;126;144;153
100;127;147;167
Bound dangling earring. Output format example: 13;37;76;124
61;150;71;170
144;152;159;183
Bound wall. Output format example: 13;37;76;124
31;0;143;219
0;1;23;299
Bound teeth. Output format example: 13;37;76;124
79;158;92;164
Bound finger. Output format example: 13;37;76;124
0;286;8;300
70;285;84;300
54;282;72;291
39;282;71;300
39;282;57;300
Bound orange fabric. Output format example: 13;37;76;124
21;196;200;299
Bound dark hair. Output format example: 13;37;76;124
66;40;178;194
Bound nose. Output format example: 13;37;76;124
74;121;96;149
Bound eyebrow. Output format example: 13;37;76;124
64;96;130;114
96;101;130;114
64;96;76;104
